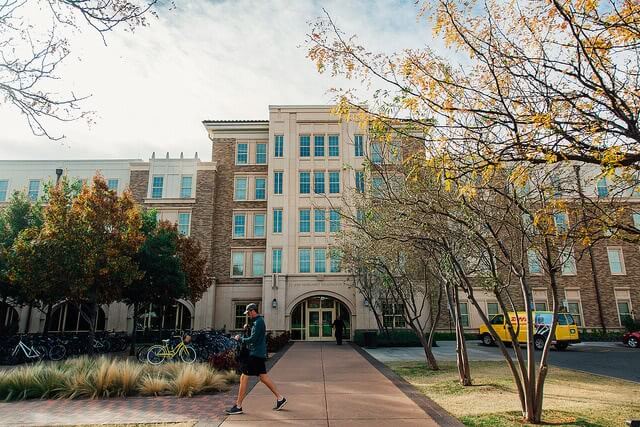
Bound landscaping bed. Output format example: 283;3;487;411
388;360;640;426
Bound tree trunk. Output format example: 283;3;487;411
87;290;99;356
129;304;139;356
416;327;439;370
450;283;472;385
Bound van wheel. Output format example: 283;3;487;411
628;337;638;348
481;333;494;346
555;342;568;351
534;335;546;351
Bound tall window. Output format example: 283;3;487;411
330;249;341;272
567;301;583;326
314;248;326;273
314;172;325;194
372;177;384;196
233;214;246;238
272;249;282;274
107;179;119;192
151;177;163;199
299;135;311;157
256;143;267;164
527;249;542;274
236;143;248;164
253;213;265;238
355;171;365;193
329;171;340;194
232;252;245;276
354;134;364;157
560;248;577;275
617;300;633;325
255;178;266;200
299;209;311;233
314;135;325;157
252;252;265;277
459;302;470;327
328;135;339;156
273;208;283;233
382;302;406;328
487;302;500;319
607;248;625;275
274;171;283;195
0;180;7;202
329;210;341;232
178;213;191;236
234;177;248;200
299;172;311;194
274;135;284;158
235;302;260;329
314;209;326;233
633;212;640;229
596;177;609;198
535;301;548;311
180;176;192;198
554;212;568;234
371;143;383;164
299;249;311;273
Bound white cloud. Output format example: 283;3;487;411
0;0;431;161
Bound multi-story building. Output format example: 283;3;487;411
0;105;637;339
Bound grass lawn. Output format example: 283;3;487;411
388;361;640;427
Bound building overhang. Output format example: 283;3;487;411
202;120;269;139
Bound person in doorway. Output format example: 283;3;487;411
332;316;346;345
226;303;287;415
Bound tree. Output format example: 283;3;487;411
1;0;158;139
176;233;210;304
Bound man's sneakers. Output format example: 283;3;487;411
274;396;287;411
225;405;243;415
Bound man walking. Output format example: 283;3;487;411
226;303;287;415
332;317;346;345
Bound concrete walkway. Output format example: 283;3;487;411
220;342;444;426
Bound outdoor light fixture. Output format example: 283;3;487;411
363;299;369;307
272;298;278;309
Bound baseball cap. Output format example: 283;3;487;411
244;303;258;314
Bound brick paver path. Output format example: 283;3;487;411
220;342;442;426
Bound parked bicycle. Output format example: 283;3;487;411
146;333;197;364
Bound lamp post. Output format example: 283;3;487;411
55;168;63;186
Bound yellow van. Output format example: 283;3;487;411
478;311;580;351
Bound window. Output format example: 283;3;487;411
535;302;548;311
235;302;260;329
272;249;282;274
371;143;383;164
273;208;283;233
252;252;265;277
354;134;364;157
560;249;577;275
314;135;325;157
550;173;562;196
314;248;326;273
633;212;640;229
314;209;326;233
274;135;284;158
107;179;119;192
0;180;7;202
180;176;192;198
314;172;325;194
597;177;609;198
255;178;266;200
554;212;568;234
232;252;245;276
329;171;340;194
567;301;582;326
372;177;384;195
299;209;311;233
254;214;265;238
356;209;365;224
178;213;191;236
607;248;625;274
299;249;311;273
490;314;504;325
617;301;633;326
459;302;470;327
256;143;267;164
355;171;365;193
234;177;248;200
233;214;246;238
274;171;283;195
527;249;542;274
151;176;163;199
329;210;341;232
330;249;341;272
487;302;500;319
299;135;311;157
299;172;311;194
236;143;248;164
328;135;339;156
382;302;406;328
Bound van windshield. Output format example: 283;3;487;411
534;313;553;325
490;314;504;325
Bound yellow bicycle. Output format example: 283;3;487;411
146;334;197;365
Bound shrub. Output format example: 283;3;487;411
622;317;640;333
138;374;170;396
208;349;238;372
171;365;206;397
267;331;290;352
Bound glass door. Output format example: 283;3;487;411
308;311;320;338
321;310;333;338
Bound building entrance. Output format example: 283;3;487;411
290;295;351;341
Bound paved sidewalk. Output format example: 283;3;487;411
221;342;450;426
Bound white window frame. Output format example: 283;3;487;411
151;176;163;199
607;247;626;275
252;251;265;277
234;177;248;201
233;213;246;239
253;213;266;238
28;179;40;201
527;249;543;275
560;248;577;276
0;180;8;202
180;175;193;198
178;212;191;236
236;143;248;165
231;251;245;277
107;178;119;193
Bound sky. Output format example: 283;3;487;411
0;0;432;161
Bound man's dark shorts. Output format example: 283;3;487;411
241;356;267;376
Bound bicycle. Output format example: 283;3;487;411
146;334;197;365
10;335;46;364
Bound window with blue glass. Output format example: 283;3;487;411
329;171;340;194
256;143;267;164
273;208;283;233
233;214;246;238
314;209;326;233
597;177;609;198
274;171;283;194
236;143;248;164
299;172;311;194
554;212;568;234
107;179;119;192
234;177;247;200
329;210;341;232
356;209;365;223
372;177;384;195
151;176;163;199
371;143;383;164
180;176;192;198
299;249;311;273
254;213;265;238
274;135;284;158
272;248;282;273
354;134;364;157
330;249;342;273
314;248;326;273
299;209;311;233
314;172;325;194
178;213;191;236
314;135;325;157
299;135;311;157
355;171;365;193
0;180;7;202
328;135;339;156
255;178;266;200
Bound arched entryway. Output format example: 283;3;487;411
49;302;107;332
0;302;19;335
136;301;193;331
290;295;351;341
